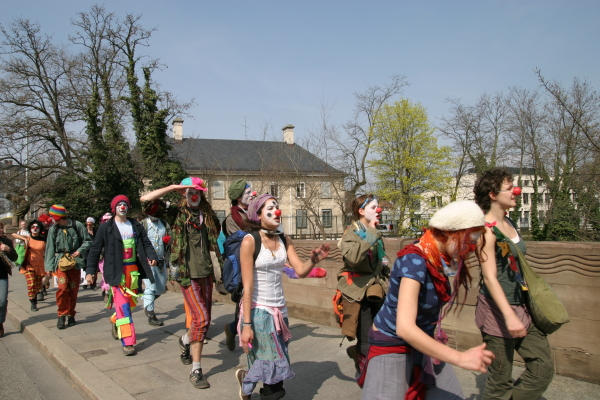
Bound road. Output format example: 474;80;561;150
0;319;86;400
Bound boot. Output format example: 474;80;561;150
67;316;76;326
57;316;66;329
146;309;164;326
36;291;44;301
30;299;38;312
259;382;286;400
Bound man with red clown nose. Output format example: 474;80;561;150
86;195;159;356
44;205;92;330
141;177;223;390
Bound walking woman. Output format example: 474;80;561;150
13;220;47;311
337;194;390;373
473;168;553;400
360;201;494;400
237;194;330;400
82;217;97;290
0;222;18;337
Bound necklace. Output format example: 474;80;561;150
261;232;277;258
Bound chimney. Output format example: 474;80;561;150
282;124;295;146
173;117;184;142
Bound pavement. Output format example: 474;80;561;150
4;274;600;400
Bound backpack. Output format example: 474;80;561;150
222;230;287;298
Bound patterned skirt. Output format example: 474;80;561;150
241;308;295;395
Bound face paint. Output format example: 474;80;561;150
116;202;128;216
31;225;41;236
240;187;255;207
260;199;280;227
361;200;379;223
186;188;201;208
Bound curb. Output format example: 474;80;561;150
7;299;136;400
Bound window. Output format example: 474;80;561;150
270;182;279;198
430;197;436;208
296;182;306;198
321;182;332;199
524;180;530;186
215;210;226;222
572;192;578;202
538;194;544;204
523;193;529;205
437;196;442;207
296;209;308;229
538;210;545;223
521;211;530;228
545;193;550;204
213;181;225;199
322;209;332;228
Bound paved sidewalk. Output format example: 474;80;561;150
4;274;599;400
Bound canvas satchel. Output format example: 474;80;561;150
58;253;77;272
493;226;569;335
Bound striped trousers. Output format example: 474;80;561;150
24;271;43;299
180;276;213;342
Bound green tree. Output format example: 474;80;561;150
370;99;453;231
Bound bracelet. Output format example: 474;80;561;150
242;322;252;326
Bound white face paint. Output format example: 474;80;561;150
260;199;280;228
30;224;41;237
186;188;202;208
240;187;254;207
360;199;379;223
116;202;128;216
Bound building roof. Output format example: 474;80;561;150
169;138;345;176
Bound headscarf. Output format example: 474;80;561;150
100;213;112;223
228;179;248;200
247;194;275;224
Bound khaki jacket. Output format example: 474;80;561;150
337;226;388;301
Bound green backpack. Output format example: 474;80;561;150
491;225;569;335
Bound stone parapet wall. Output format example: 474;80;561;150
167;238;599;384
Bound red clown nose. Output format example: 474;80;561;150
376;207;383;219
191;195;199;202
275;209;282;217
512;187;522;196
252;191;257;196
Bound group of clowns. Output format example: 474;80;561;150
0;167;554;400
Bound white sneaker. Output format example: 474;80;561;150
235;369;250;400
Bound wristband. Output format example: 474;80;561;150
242;322;252;327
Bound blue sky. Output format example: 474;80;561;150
2;1;599;144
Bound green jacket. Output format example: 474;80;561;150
146;200;222;287
44;220;92;272
337;224;389;301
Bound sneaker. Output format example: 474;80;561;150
57;316;66;330
42;286;48;296
30;299;38;312
189;368;210;389
111;322;119;340
123;345;137;356
36;291;44;301
224;324;236;351
67;316;76;326
179;336;192;365
236;369;251;400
